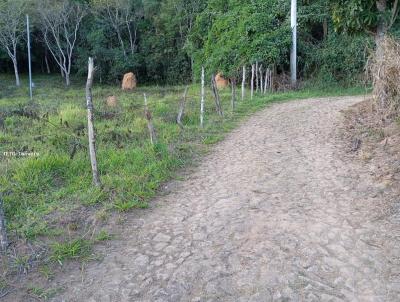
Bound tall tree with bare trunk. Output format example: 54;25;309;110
0;0;25;87
91;0;143;58
38;0;86;86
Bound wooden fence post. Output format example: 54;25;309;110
86;57;101;187
144;93;157;144
264;69;268;93
0;194;8;252
231;78;236;111
177;86;189;129
211;74;223;116
251;64;255;100
271;66;275;92
241;65;246;101
200;66;205;128
255;61;259;93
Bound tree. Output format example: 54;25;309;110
189;0;291;81
91;0;143;58
331;0;399;57
38;0;86;86
142;0;206;83
0;0;26;87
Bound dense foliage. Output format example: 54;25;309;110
188;0;291;79
0;0;392;85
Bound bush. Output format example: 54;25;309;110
300;32;373;85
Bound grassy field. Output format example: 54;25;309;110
0;74;367;282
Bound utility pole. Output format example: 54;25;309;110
290;0;297;87
26;15;33;101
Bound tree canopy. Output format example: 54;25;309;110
188;0;291;79
0;0;393;85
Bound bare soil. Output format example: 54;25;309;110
6;96;400;301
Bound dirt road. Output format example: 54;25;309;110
50;96;400;301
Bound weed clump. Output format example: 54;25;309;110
367;37;400;121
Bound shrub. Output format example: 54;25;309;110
300;32;372;85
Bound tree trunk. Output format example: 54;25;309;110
12;58;20;87
0;194;7;252
191;57;195;84
272;65;276;92
45;50;51;74
200;66;205;127
211;74;223;116
251;64;255;100
241;65;246;101
143;94;157;145
65;72;71;86
85;57;101;187
375;0;387;61
59;56;65;78
177;86;189;129
231;78;236;111
259;65;263;94
323;18;328;40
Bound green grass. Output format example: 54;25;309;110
0;74;368;268
27;285;59;300
95;230;112;242
50;238;92;264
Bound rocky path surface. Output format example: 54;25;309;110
51;96;400;302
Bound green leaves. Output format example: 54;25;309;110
189;0;291;78
330;0;395;33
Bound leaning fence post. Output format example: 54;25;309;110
0;194;8;252
86;57;101;187
264;69;268;93
241;65;246;101
177;86;189;129
200;66;205;128
144;93;157;144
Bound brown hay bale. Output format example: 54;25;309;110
122;72;137;90
215;73;229;89
367;37;400;120
106;95;118;107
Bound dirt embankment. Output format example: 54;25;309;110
343;99;400;210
